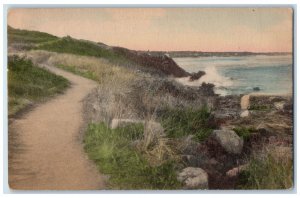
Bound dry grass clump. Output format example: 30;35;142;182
133;119;181;166
137;136;181;167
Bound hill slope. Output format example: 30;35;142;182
8;27;190;78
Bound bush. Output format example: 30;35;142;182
84;122;181;189
159;106;218;141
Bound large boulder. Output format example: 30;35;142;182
212;130;244;154
177;167;208;189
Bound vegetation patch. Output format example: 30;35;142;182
159;106;218;142
8;55;69;116
248;104;270;111
84;122;181;189
8;26;58;45
236;154;293;189
233;126;256;140
37;36;122;61
56;64;98;81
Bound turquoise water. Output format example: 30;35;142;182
174;55;293;96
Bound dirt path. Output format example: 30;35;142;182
9;64;105;190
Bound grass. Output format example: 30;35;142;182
8;26;58;45
37;36;121;61
159;106;218;142
56;64;98;81
236;153;293;189
25;50;137;85
84;122;181;189
248;104;270;111
233;126;256;140
8;55;69;116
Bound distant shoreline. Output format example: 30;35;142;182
143;51;292;58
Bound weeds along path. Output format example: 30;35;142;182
9;64;105;190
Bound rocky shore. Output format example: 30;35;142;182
9;26;293;189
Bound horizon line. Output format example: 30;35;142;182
8;26;293;54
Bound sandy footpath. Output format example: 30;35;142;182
8;64;105;190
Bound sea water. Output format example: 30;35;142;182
174;55;293;96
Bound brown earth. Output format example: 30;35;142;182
8;64;105;190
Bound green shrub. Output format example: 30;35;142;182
233;126;256;140
159;106;217;141
8;55;69;115
236;154;293;189
84;122;181;189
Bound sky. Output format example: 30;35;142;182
8;8;293;52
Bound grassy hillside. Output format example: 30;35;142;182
37;36;120;61
8;55;69;116
9;27;189;77
8;26;59;45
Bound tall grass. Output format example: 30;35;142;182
8;55;69;116
84;122;181;189
237;149;293;189
25;50;137;86
159;106;218;141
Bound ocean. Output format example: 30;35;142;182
173;55;293;96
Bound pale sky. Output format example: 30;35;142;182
8;8;293;52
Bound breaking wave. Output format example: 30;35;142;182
175;66;233;95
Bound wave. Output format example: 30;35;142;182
175;66;233;96
176;66;233;86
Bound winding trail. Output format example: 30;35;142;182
9;64;105;190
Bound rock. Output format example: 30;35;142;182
199;83;215;96
110;118;144;129
212;130;244;154
189;71;206;81
226;164;248;177
208;158;218;166
253;87;260;91
177;167;208;189
240;110;249;117
274;101;285;111
240;95;250;110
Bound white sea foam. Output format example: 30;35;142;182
174;55;292;96
175;66;233;96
